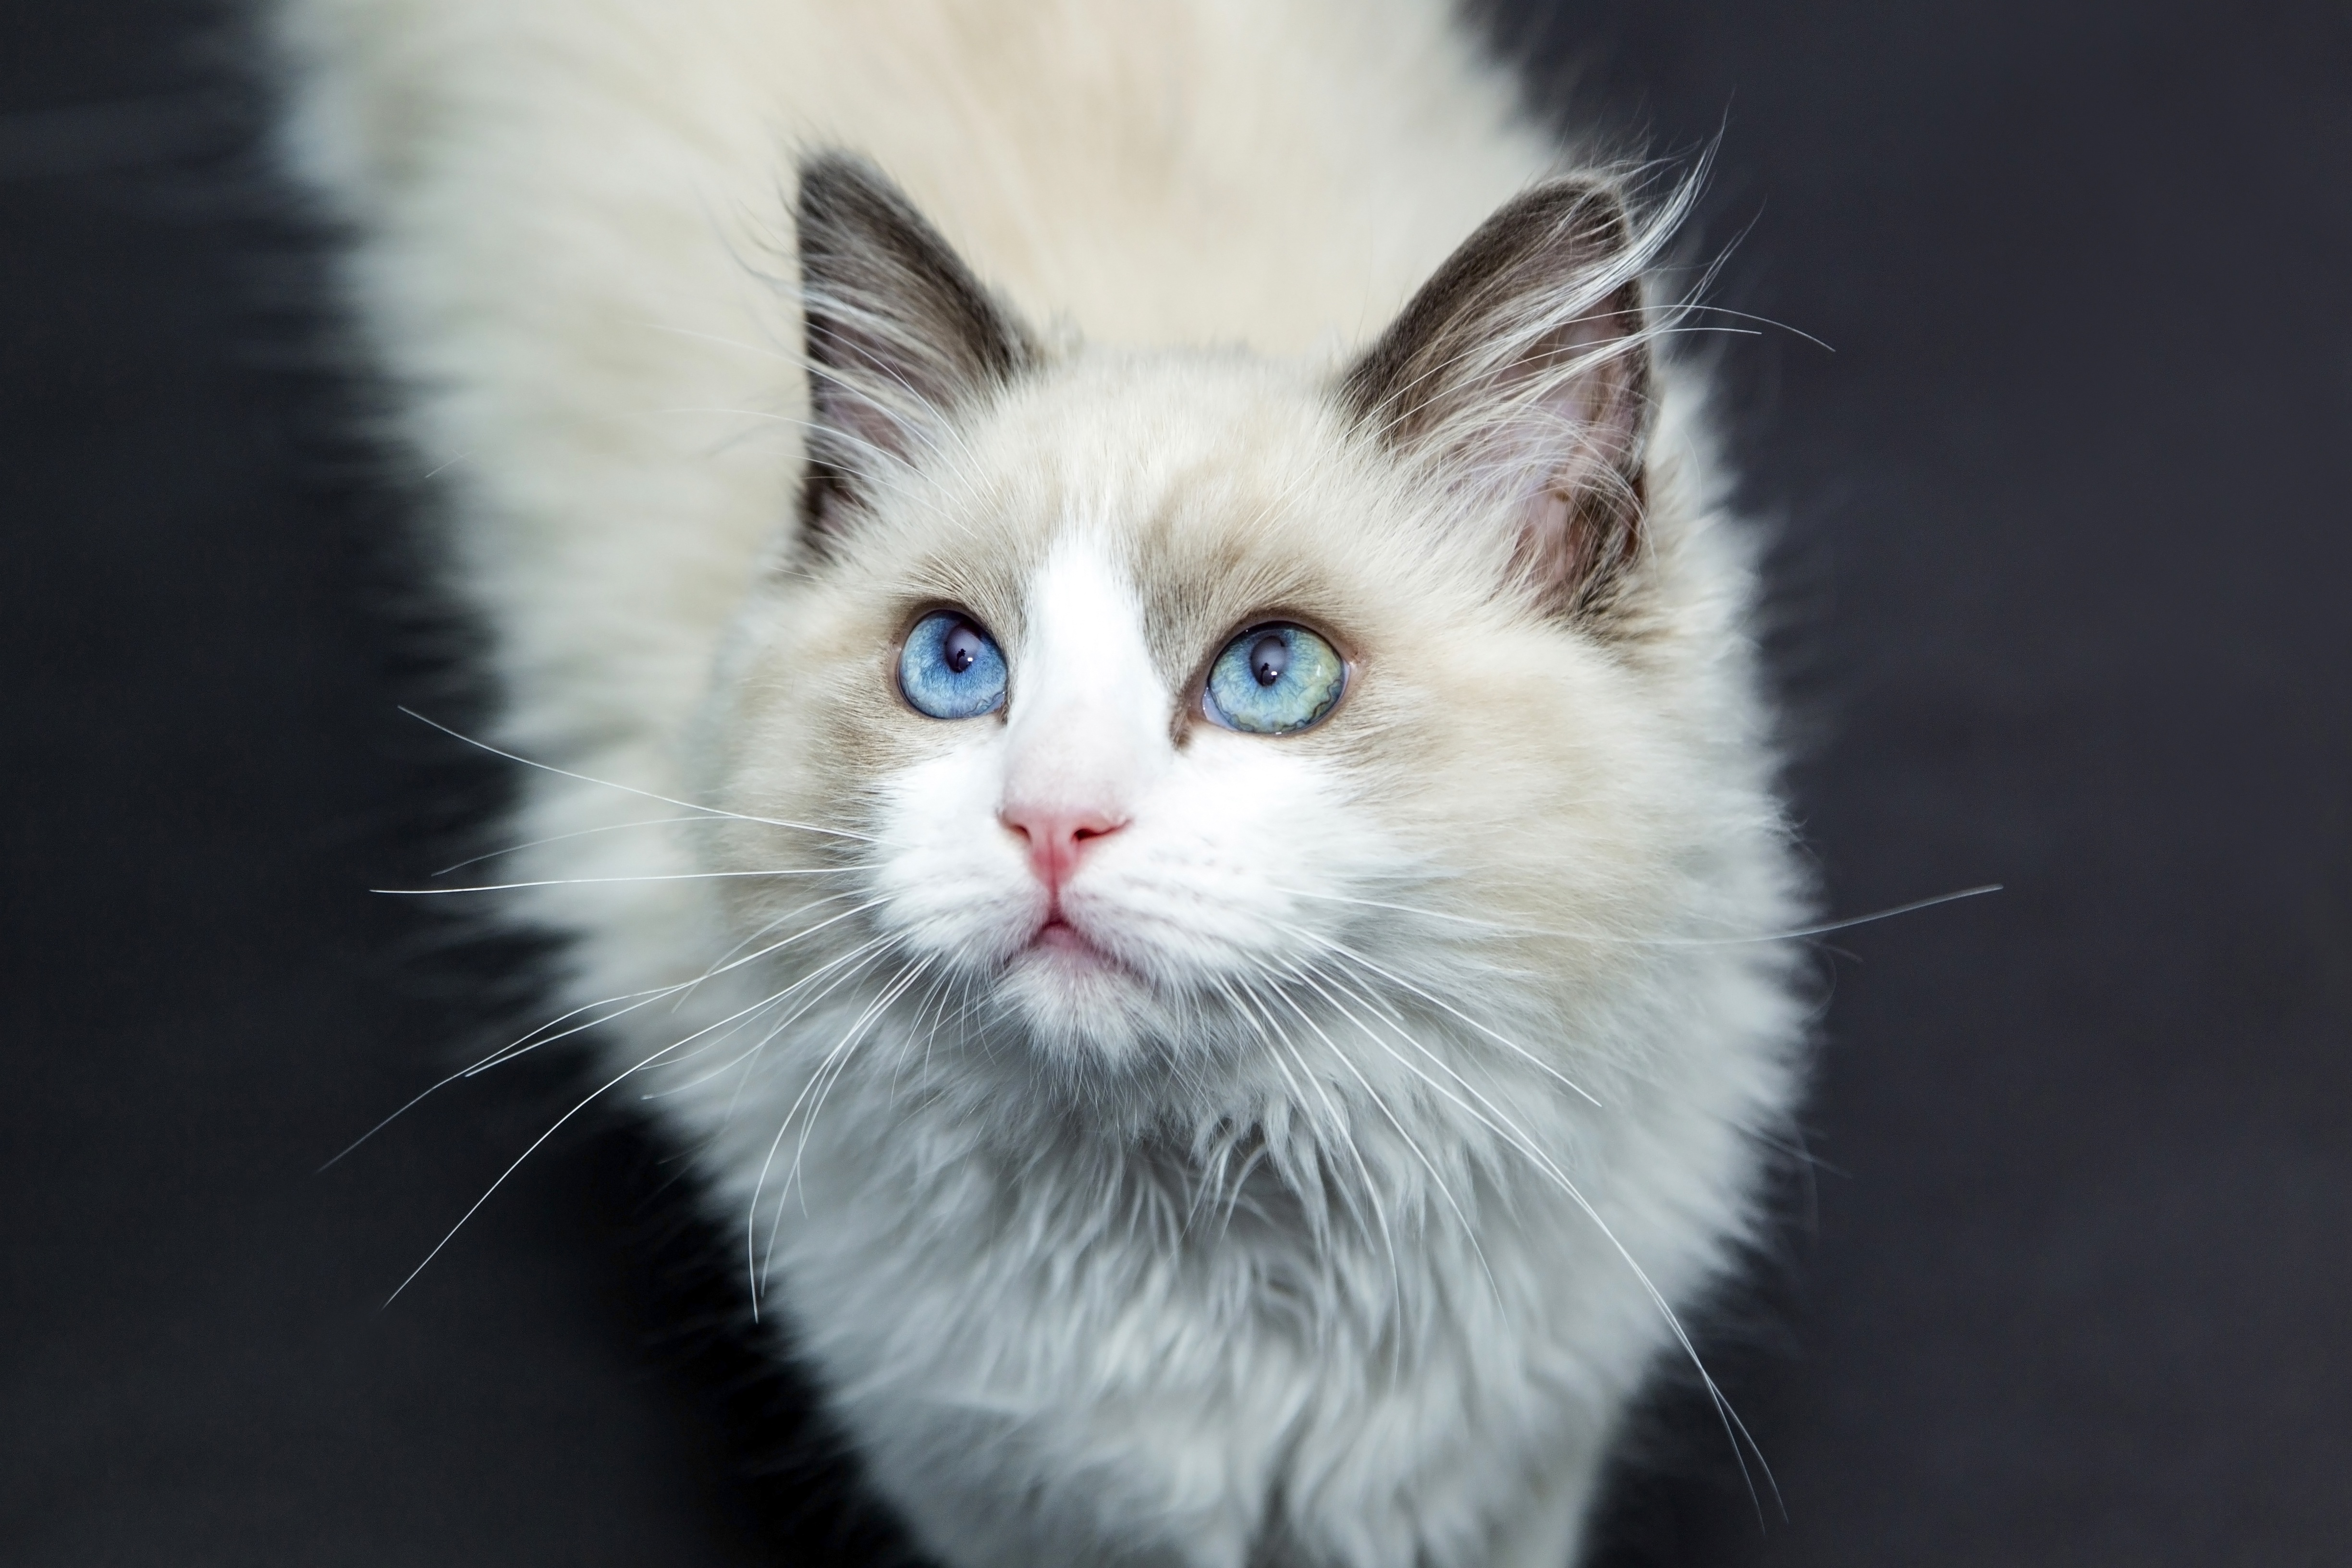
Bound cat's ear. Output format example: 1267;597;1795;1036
1341;177;1658;618
795;152;1039;538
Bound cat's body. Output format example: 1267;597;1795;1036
275;3;1809;1564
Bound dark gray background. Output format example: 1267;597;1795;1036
3;2;2345;1563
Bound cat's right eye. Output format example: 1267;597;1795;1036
898;609;1008;720
1201;622;1347;735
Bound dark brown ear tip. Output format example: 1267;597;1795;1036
1514;175;1634;253
794;149;858;207
1519;172;1622;207
795;148;864;187
794;151;906;241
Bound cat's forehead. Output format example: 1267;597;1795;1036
885;353;1498;673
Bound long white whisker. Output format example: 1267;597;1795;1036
892;962;960;1102
1221;975;1408;1370
705;931;913;1129
431;815;710;877
1284;957;1777;1516
331;894;880;1168
478;898;888;1098
322;967;739;1170
678;937;913;1115
1281;924;1602;1109
642;927;907;1103
1275;882;1998;948
397;707;876;843
1249;960;1503;1314
1706;884;2002;944
376;868;837;895
740;940;917;1311
765;956;933;1281
1677;303;1837;353
384;1038;684;1306
670;894;865;1010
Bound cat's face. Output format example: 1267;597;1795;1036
699;157;1688;1105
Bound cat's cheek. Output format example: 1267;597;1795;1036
866;735;1042;965
1069;735;1394;986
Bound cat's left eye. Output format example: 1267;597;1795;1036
899;609;1008;719
1202;622;1347;735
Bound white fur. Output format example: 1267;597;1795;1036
273;4;1811;1565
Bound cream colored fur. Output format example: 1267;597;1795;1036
272;3;1810;1565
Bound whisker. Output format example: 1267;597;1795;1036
670;894;860;1009
432;815;710;877
318;979;683;1170
706;930;912;1124
397;707;876;844
386;902;891;1306
1281;956;1779;1518
640;931;906;1104
650;930;909;1107
383;1036;687;1306
1278;923;1602;1110
1274;882;1998;949
375;869;837;895
1717;884;2002;944
1249;960;1504;1314
891;962;960;1102
324;896;882;1168
476;896;886;1080
763;955;933;1290
616;932;909;1096
1678;302;1837;354
740;941;917;1312
721;932;909;1140
1220;974;1409;1369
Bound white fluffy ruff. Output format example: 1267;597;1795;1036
274;3;1811;1565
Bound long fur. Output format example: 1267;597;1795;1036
272;4;1812;1565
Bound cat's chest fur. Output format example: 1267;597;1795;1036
673;980;1704;1568
276;2;1810;1565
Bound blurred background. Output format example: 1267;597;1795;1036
2;1;2346;1563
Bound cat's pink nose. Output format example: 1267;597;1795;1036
1000;804;1126;893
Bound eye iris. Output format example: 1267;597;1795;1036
899;609;1006;720
1204;623;1344;735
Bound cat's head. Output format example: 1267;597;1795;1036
702;154;1743;1114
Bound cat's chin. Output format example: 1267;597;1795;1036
994;930;1164;1067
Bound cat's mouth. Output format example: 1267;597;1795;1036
1034;917;1091;953
1023;913;1130;977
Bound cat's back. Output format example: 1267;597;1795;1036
279;0;1554;351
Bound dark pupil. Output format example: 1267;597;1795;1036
943;622;983;676
1249;633;1289;687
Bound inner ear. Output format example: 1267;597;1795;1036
795;152;1039;539
1341;177;1656;618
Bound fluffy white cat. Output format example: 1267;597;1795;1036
274;2;1811;1563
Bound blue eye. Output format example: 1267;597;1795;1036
1202;622;1346;735
898;609;1007;720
